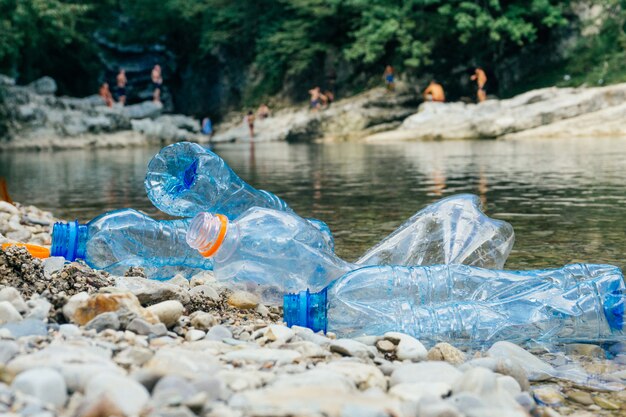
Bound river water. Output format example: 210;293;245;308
1;137;625;269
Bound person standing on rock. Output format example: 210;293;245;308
423;80;445;102
245;111;255;140
257;104;271;119
115;69;127;105
151;65;163;103
471;67;487;103
309;86;321;111
98;83;113;107
383;65;395;92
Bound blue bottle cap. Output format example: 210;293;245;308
51;221;88;261
283;288;328;333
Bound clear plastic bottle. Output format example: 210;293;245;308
283;264;626;346
186;207;353;304
356;194;514;269
144;141;335;250
51;209;213;280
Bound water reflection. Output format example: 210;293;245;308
1;137;625;269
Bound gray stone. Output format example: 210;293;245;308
127;317;168;336
269;369;354;392
58;324;81;337
43;257;66;278
205;325;232;341
285;341;330;358
384;332;427;362
151;375;197;407
427;343;466;365
28;77;57;95
165;274;190;289
12;367;67;407
263;324;294;343
391;362;462;387
322;361;387;390
185;329;206;342
146;300;184;327
83;373;150;416
330;339;374;359
123;101;163;119
453;367;525;412
227;291;259;310
2;318;47;337
223;348;301;364
115;346;154;367
487;341;555;381
0;340;19;362
25;297;51;320
532;386;564;406
514;392;536;412
189;285;219;301
564;343;605;359
460;357;530;391
0;201;18;214
376;339;396;353
189;311;218;331
417;397;462;417
389;382;452;404
84;312;120;332
0;287;28;313
115;276;191;305
144;348;221;379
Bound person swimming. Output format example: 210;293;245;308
423;80;445;102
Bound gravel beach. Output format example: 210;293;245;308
0;201;624;417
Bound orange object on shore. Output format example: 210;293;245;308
1;243;51;259
0;178;13;204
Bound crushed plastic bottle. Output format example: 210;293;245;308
356;194;514;269
144;141;335;250
283;263;626;346
51;209;213;280
186;207;352;304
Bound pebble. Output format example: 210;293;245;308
190;311;218;330
264;324;294;343
389;382;451;403
151;375;197;408
227;291;259;310
322;361;387;390
384;332;427;361
190;271;215;287
205;325;232;341
146;300;184;327
25;297;51;320
127;317;167;336
58;323;81;337
65;292;157;325
223;348;301;364
533;386;564;406
427;342;466;364
376;339;396;353
417;397;463;417
0;201;19;214
488;341;555;381
330;339;374;359
270;369;354;392
185;329;206;342
0;301;22;324
12;367;67;407
565;390;594;405
189;284;220;301
0;287;28;313
0;340;19;362
286;341;331;358
115;346;154;367
83;373;150;416
2;318;48;337
592;396;621;410
391;362;462;387
165;274;190;289
116;276;191;305
42;257;66;278
84;312;120;332
564;343;605;359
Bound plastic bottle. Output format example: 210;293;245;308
186;207;353;304
283;263;626;346
51;209;213;280
144;141;334;250
356;194;514;269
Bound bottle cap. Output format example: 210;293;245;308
1;243;50;258
51;221;88;261
283;288;328;333
187;213;228;258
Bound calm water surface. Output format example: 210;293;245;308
1;138;625;269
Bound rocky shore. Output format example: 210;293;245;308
0;201;624;417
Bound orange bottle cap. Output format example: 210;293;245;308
1;243;51;259
199;214;228;258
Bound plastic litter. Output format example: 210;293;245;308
51;208;213;280
186;207;352;304
283;263;626;346
144;141;335;250
357;194;514;269
1;242;50;258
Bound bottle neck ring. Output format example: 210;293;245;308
187;213;229;258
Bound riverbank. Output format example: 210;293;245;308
4;74;626;150
0;201;625;416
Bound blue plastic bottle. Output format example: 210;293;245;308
144;142;335;250
356;194;514;269
186;207;353;304
51;209;213;280
284;264;626;346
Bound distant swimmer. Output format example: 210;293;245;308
423;80;445;102
471;67;487;102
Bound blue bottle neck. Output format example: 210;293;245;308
283;288;328;333
51;221;88;261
